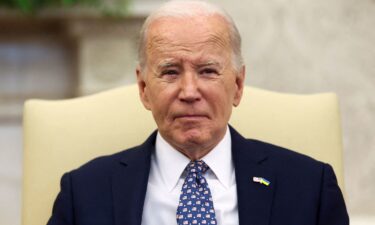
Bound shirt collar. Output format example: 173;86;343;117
154;126;234;192
154;132;190;192
202;127;234;189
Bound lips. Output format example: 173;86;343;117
173;113;208;120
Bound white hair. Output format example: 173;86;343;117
137;0;243;71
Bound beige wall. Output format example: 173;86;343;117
0;125;22;225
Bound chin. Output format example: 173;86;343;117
180;130;211;146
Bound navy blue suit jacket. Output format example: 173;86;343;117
47;127;349;225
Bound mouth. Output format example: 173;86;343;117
174;114;208;121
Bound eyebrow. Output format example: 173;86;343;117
156;59;222;70
196;61;221;67
194;60;223;71
157;60;180;70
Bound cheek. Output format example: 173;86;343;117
208;85;236;117
201;89;227;117
148;88;174;119
222;78;239;103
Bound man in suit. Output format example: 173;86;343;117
47;1;349;225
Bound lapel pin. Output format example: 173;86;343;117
253;177;270;186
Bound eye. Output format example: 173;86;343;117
200;68;218;75
161;69;179;76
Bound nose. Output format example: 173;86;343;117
178;72;202;103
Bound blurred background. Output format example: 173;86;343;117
0;0;374;224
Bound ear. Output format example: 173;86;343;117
136;65;151;110
233;65;245;107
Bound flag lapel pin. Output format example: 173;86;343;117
253;177;271;186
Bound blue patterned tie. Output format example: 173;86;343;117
176;160;217;225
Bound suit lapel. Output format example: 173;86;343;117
112;132;156;225
230;127;275;225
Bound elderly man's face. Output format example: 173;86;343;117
137;15;244;158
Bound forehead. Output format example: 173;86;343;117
145;15;232;62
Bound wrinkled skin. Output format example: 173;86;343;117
137;15;245;160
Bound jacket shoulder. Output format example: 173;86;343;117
247;138;326;168
70;146;139;176
68;131;156;178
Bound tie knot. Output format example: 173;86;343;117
187;160;209;174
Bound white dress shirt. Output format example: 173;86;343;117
141;127;239;225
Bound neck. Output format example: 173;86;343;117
179;147;213;161
170;129;228;161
